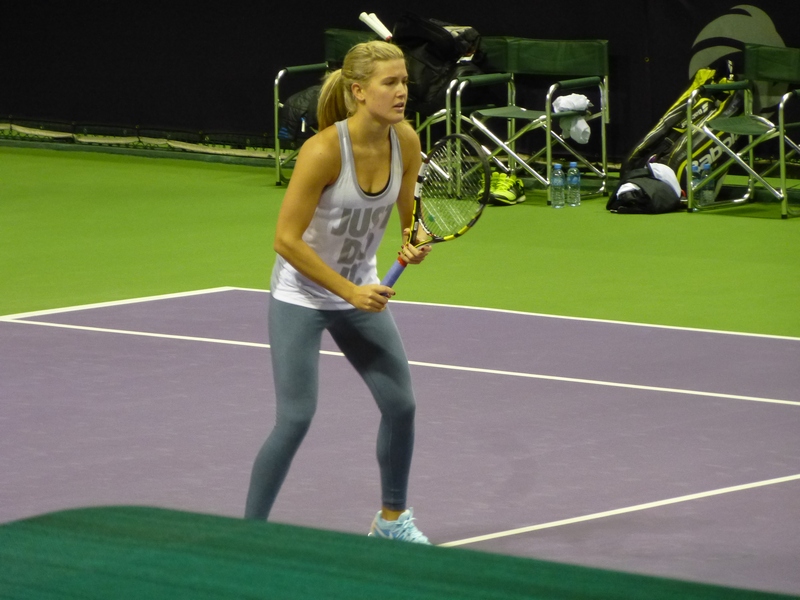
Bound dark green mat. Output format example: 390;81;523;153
0;506;793;599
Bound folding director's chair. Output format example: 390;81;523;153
451;37;610;204
273;29;376;185
685;43;800;218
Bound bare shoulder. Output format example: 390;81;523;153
299;124;340;161
394;120;421;149
294;125;341;185
394;120;421;170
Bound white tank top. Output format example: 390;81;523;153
270;119;403;310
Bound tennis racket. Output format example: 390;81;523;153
381;133;491;288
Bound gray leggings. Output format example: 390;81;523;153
245;298;416;520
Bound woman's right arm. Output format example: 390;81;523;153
273;130;394;310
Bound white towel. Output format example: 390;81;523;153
647;162;682;198
617;182;641;196
553;94;592;144
553;94;592;112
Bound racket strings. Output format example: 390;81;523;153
420;143;485;238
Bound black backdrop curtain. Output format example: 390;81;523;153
2;1;797;161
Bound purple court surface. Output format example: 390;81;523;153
1;287;799;595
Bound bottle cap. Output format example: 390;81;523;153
569;162;578;167
554;163;562;169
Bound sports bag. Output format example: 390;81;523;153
606;163;683;214
278;84;321;146
391;12;482;117
622;66;745;197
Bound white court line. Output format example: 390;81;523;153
3;285;800;342
392;299;800;342
439;473;800;548
0;287;238;321
6;319;800;407
406;360;800;407
2;320;272;348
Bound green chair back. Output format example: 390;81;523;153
744;44;800;83
324;29;379;65
479;37;608;77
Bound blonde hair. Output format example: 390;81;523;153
317;41;405;130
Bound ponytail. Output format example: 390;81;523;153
317;70;349;131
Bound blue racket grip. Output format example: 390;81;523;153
380;258;407;288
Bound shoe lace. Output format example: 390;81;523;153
493;173;514;192
396;515;428;542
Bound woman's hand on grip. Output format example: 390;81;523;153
349;284;395;312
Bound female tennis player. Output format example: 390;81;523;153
244;41;431;544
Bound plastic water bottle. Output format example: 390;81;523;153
551;163;565;208
566;161;581;207
700;163;714;206
691;164;701;198
689;165;703;205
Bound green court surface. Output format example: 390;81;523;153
2;144;798;337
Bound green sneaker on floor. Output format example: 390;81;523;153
490;172;524;205
510;173;526;203
489;171;503;195
368;508;430;544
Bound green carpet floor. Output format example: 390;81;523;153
2;145;799;337
1;506;794;600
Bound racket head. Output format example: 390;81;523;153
413;134;491;245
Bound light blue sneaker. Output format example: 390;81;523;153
368;508;430;544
